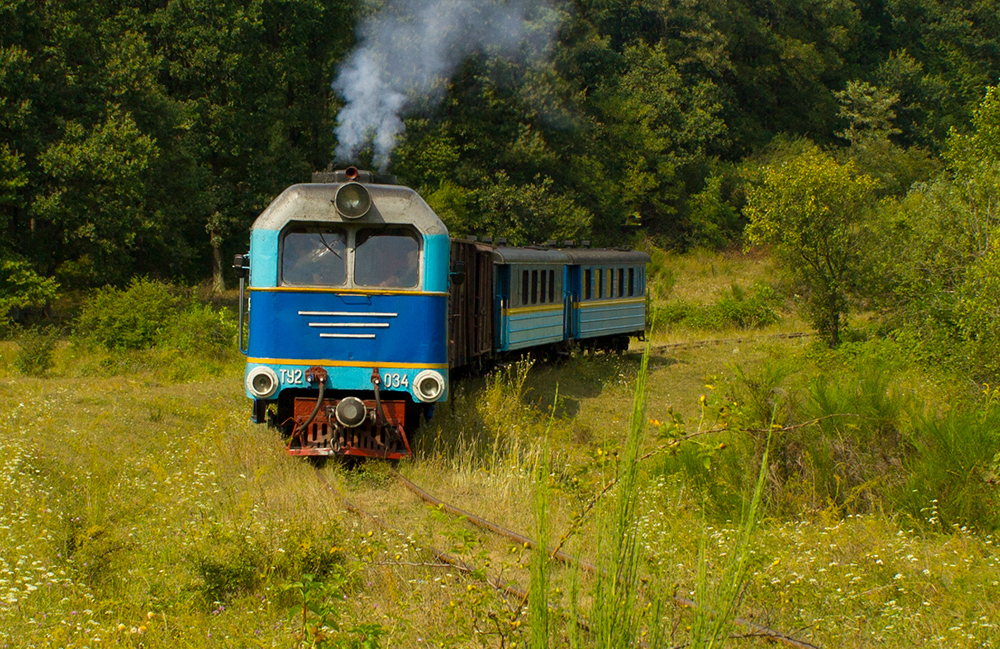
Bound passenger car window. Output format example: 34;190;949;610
355;228;420;288
281;227;347;286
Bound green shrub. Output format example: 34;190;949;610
657;353;916;521
195;525;267;605
75;277;238;359
159;303;238;358
76;277;181;350
699;282;780;329
14;325;59;376
652;282;780;332
650;302;695;328
0;254;59;322
897;406;1000;531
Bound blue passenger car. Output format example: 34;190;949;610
565;250;649;351
493;247;570;352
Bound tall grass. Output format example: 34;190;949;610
690;430;770;648
590;347;649;647
654;338;1000;533
415;357;538;495
529;395;553;649
899;406;1000;530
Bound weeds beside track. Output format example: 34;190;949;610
315;462;819;648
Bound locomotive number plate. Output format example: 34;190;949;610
382;373;409;389
279;369;305;385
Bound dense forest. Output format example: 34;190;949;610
2;0;1000;361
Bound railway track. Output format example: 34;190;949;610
642;331;815;355
315;465;819;649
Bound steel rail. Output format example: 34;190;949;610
393;469;820;649
643;331;815;355
314;468;529;604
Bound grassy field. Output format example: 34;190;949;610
1;251;998;648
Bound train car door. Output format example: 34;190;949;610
564;265;580;340
495;264;510;350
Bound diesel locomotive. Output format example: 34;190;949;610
234;168;649;459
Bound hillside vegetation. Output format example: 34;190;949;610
3;0;1000;645
1;253;998;647
5;1;1000;389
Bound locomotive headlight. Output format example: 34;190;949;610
335;397;367;428
334;182;372;219
246;366;279;399
413;370;446;403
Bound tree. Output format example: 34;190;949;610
834;79;940;196
153;0;352;291
744;144;879;346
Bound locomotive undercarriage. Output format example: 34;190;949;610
276;389;415;460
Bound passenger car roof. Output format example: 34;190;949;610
492;246;650;265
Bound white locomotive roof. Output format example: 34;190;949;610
251;183;449;235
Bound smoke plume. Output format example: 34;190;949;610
332;0;557;171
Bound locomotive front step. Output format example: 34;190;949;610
287;397;411;459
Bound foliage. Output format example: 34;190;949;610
687;174;742;249
159;302;239;359
75;277;237;357
13;325;58;376
835;80;941;196
34;112;159;284
744;144;880;346
1;0;999;287
0;253;59;322
76;278;182;351
652;282;780;332
862;87;1000;380
468;172;592;245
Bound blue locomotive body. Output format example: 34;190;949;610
236;170;649;458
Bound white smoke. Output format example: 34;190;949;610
332;0;558;171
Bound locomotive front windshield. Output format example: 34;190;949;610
280;225;421;289
281;227;348;286
355;228;419;288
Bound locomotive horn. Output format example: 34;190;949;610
345;166;359;180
